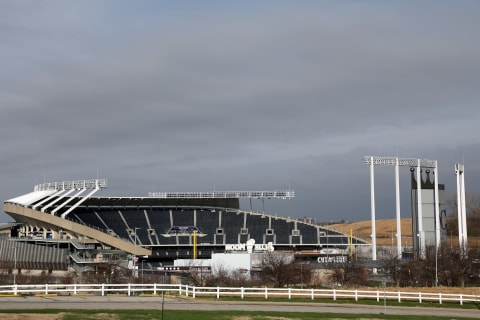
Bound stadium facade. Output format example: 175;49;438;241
3;179;367;272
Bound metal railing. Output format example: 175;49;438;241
0;283;478;306
0;283;182;297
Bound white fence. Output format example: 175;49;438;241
0;283;478;306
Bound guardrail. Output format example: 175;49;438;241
0;283;478;306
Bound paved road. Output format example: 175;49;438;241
0;295;478;318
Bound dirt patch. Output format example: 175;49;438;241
0;314;65;320
76;313;119;319
0;313;119;320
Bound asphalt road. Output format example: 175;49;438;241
0;295;478;318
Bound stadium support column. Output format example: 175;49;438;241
395;158;402;259
461;166;467;252
369;157;377;262
455;163;467;253
434;161;440;286
434;161;441;250
417;159;425;259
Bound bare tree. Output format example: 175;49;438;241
380;247;403;287
397;244;480;288
82;262;130;284
260;252;297;287
398;259;422;287
293;260;311;288
438;245;477;288
205;261;231;286
229;268;250;287
324;255;367;288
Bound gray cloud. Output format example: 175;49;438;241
1;1;480;222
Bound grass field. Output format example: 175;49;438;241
0;310;478;320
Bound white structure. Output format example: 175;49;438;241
455;163;468;253
9;179;107;218
363;156;440;260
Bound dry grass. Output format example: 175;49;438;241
328;218;412;245
328;218;480;247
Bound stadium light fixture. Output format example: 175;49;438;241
148;190;295;199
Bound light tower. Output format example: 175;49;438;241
363;156;441;260
455;163;467;253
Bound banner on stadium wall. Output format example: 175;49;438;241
225;239;274;253
316;255;348;263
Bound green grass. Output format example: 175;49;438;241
205;295;480;310
0;309;479;320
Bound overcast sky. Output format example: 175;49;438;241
1;1;479;223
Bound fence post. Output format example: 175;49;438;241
288;288;291;300
217;286;220;299
74;283;77;295
153;283;157;295
376;290;379;302
128;283;131;296
45;283;49;295
333;289;336;301
397;290;401;303
192;286;196;299
311;288;314;300
241;287;244;299
439;293;442;304
419;292;422;303
265;287;268;299
179;284;182;296
186;285;189;297
101;283;105;296
355;289;358;301
13;284;17;296
460;293;463;305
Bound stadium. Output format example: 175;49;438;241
2;179;367;276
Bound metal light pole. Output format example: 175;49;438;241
300;262;303;289
134;228;140;279
13;245;17;285
141;259;144;283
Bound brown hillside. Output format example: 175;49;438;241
329;218;480;247
328;219;412;246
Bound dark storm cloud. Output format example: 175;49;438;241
1;1;480;222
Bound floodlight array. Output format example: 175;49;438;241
362;156;436;168
148;190;295;199
34;179;107;191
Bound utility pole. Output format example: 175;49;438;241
13;245;17;285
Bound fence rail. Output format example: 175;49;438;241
0;283;478;306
